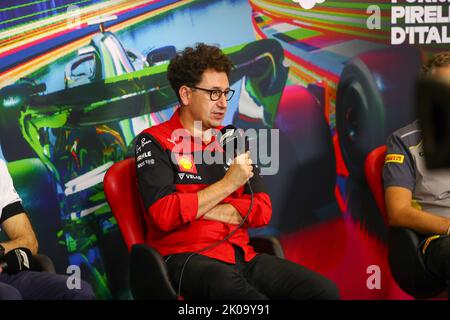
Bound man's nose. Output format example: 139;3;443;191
217;93;227;107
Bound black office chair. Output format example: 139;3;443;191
365;146;447;299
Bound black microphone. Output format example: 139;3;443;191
218;124;259;196
0;248;33;274
219;125;248;168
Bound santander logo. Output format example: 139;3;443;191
292;0;325;10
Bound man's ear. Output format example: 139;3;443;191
179;86;191;106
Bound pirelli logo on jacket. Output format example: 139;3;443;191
385;154;405;164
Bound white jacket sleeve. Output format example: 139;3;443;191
0;160;22;220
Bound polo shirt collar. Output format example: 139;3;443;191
168;107;220;146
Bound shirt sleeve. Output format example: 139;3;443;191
228;164;272;228
383;134;416;191
135;133;198;232
0;160;24;225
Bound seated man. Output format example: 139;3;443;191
135;43;339;300
0;159;96;300
383;52;450;288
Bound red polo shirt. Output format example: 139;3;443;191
135;108;272;263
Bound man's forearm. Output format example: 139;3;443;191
0;213;39;255
202;204;242;225
196;178;237;219
386;186;450;235
389;205;450;235
0;236;38;256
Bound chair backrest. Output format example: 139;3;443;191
104;158;146;251
104;158;178;300
364;145;388;225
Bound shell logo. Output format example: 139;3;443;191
176;154;198;174
179;156;193;170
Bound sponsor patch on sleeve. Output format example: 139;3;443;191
385;154;405;164
175;154;198;174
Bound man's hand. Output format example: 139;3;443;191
223;151;253;189
203;204;243;225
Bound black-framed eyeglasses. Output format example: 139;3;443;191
190;86;235;101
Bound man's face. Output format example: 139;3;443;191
430;66;450;84
183;68;229;130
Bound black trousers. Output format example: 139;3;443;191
164;246;339;300
0;271;95;300
423;236;450;288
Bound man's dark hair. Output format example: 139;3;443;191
421;51;450;76
167;43;234;102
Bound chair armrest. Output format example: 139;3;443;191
130;244;178;300
32;254;56;273
250;235;285;259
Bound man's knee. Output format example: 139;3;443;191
426;236;450;279
288;275;340;300
191;264;264;299
68;280;96;300
315;278;340;300
253;255;340;300
34;273;95;300
0;282;22;300
437;237;450;279
202;265;242;294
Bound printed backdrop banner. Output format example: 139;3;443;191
0;0;445;299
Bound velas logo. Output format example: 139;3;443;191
177;172;202;181
292;0;325;10
176;154;198;174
